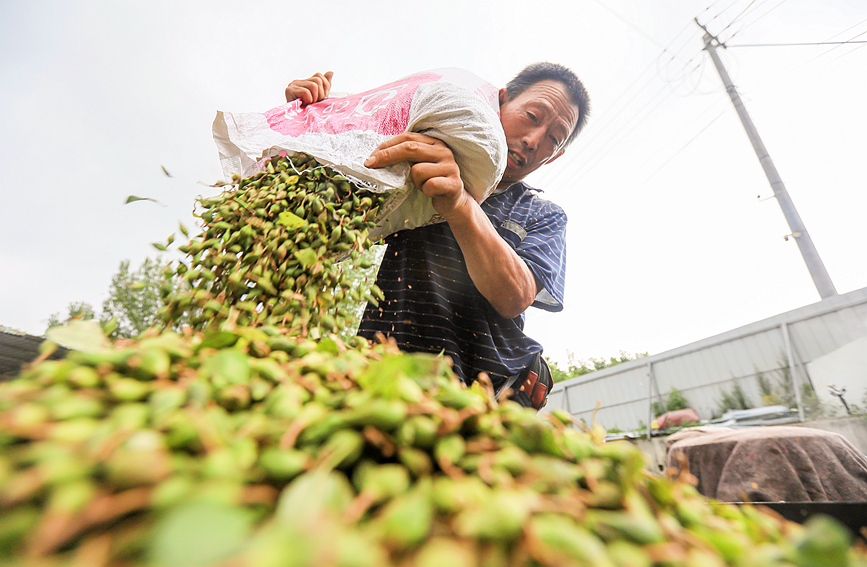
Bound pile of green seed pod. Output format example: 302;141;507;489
2;322;865;567
156;152;386;338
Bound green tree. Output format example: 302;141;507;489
46;301;97;331
652;387;690;417
717;381;753;414
547;351;648;384
101;257;176;338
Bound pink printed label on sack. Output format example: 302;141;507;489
264;72;443;137
474;83;500;111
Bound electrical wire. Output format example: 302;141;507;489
539;15;715;196
802;18;867;64
636;98;729;169
716;0;759;39
706;0;745;26
541;41;718;193
824;33;867;64
728;40;867;47
543;82;683;195
589;0;667;52
724;0;789;43
643;109;727;183
540;1;777;199
588;0;706;73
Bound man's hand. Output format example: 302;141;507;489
365;132;537;319
285;71;333;105
364;133;471;220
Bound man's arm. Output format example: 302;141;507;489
365;133;538;319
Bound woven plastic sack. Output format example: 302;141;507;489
213;68;506;241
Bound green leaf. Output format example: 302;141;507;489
202;350;251;385
125;195;166;207
198;330;239;350
794;515;852;567
45;320;110;352
277;211;306;229
315;338;340;354
294;248;318;268
275;470;355;527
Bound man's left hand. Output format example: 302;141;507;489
364;133;470;220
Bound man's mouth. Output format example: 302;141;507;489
508;150;525;168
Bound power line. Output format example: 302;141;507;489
728;40;867;47
549;39;725;195
716;0;759;38
589;0;668;52
707;0;745;26
643;109;727;183
801;19;867;65
821;16;867;41
724;0;789;43
588;0;706;70
539;37;714;193
825;34;867;63
545;82;682;194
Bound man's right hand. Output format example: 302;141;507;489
284;71;333;105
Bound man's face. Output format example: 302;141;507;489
497;80;580;187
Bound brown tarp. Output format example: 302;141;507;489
667;426;867;503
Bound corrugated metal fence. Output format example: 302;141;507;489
546;287;867;432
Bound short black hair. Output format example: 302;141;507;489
505;62;590;147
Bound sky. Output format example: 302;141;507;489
1;0;865;367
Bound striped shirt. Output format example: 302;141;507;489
358;182;567;389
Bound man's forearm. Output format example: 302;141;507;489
363;132;538;318
444;197;537;319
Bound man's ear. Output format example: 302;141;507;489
544;149;566;165
498;88;508;108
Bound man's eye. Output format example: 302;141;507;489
550;136;561;146
527;112;537;121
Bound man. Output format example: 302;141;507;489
285;64;590;408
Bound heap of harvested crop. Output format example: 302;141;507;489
2;155;865;566
157;152;385;337
2;324;864;566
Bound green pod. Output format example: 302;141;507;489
343;398;407;432
109;377;153;402
259;447;310;481
434;434;466;469
316;428;365;470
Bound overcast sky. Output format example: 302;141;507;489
1;0;865;366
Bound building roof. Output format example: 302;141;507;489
0;326;67;379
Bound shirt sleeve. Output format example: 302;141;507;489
516;200;567;312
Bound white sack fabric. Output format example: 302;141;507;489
213;68;507;241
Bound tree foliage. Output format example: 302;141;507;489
717;381;753;414
45;258;178;339
547;351;648;384
652;387;689;417
46;252;382;340
101;257;177;338
46;301;97;330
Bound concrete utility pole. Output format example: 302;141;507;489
696;19;837;300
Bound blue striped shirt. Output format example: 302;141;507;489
358;182;567;389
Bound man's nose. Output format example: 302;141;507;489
522;128;544;150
